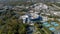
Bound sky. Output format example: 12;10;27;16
0;0;60;3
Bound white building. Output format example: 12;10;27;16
33;3;48;14
53;12;60;17
20;11;43;24
41;16;48;22
20;15;29;23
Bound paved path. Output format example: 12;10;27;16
52;4;60;9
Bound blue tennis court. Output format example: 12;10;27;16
53;23;59;27
49;27;56;31
44;24;51;27
43;22;48;25
51;22;59;27
43;22;51;27
51;22;56;25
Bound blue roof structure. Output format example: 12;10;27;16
30;16;42;21
24;14;42;23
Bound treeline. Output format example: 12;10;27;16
0;9;28;34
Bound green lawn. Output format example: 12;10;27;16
43;27;52;34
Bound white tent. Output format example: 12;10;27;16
21;15;29;23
